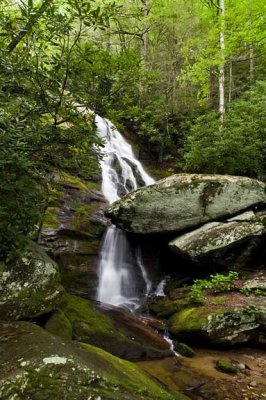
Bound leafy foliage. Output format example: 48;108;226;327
189;271;239;303
183;82;266;177
0;0;109;260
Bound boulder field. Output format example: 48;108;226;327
107;173;266;347
106;174;266;268
0;245;183;399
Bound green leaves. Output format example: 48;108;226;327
183;81;266;177
0;0;106;261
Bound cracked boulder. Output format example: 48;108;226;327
169;211;265;266
106;174;265;234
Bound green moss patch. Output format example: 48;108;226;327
48;294;172;361
45;310;72;340
216;359;238;374
42;207;60;229
80;343;177;399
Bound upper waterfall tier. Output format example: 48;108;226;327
95;115;154;204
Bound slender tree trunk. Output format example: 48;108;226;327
106;19;111;51
249;43;254;81
248;1;254;82
228;60;233;105
219;0;225;120
140;0;149;63
8;0;53;53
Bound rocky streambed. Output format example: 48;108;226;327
138;347;266;400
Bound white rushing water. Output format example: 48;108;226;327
96;115;154;309
155;278;167;297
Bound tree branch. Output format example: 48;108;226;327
8;0;53;53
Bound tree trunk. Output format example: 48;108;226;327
8;0;53;53
228;60;233;105
140;0;149;63
249;43;254;81
219;0;225;120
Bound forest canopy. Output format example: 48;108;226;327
0;0;265;260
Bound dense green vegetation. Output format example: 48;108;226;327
0;0;265;260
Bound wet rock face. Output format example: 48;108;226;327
39;173;107;298
106;174;266;234
45;294;173;361
0;242;64;320
0;321;177;400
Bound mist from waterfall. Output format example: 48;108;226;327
96;115;154;309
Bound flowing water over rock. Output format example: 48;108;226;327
96;116;154;309
155;278;168;297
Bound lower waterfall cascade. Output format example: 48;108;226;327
96;115;154;309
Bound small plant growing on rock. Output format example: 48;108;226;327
189;271;239;303
240;287;265;297
208;271;239;293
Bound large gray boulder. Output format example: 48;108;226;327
106;174;266;234
0;242;64;320
169;212;265;262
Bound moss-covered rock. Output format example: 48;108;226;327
173;341;195;357
241;272;266;295
39;171;107;298
46;294;173;361
216;359;238;374
169;302;266;345
106;174;266;234
0;321;182;400
148;296;184;318
45;310;72;340
0;242;64;320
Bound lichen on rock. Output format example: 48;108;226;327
0;321;180;400
39;171;107;298
169;218;265;263
169;303;266;345
106;174;266;234
0;242;64;320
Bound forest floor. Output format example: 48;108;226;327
137;347;266;400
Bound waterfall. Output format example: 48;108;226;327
154;279;167;297
96;115;154;310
